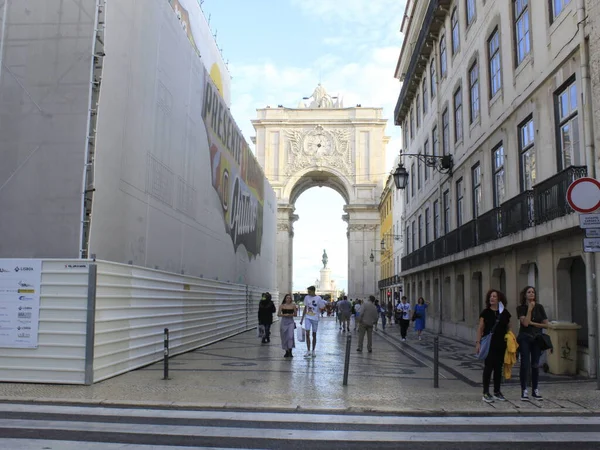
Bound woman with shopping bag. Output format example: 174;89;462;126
278;293;298;358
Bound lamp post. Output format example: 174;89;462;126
393;152;454;190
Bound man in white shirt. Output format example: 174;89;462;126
397;296;411;341
300;286;327;358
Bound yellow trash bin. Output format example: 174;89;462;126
545;322;581;375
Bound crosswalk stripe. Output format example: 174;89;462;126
1;419;600;442
0;440;244;450
1;403;600;426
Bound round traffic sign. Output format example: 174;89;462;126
566;177;600;213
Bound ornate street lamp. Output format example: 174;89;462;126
393;152;454;190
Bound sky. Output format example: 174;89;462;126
202;0;407;293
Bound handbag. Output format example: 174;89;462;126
297;324;306;342
257;325;265;338
477;314;501;360
536;333;553;351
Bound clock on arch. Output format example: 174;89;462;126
304;132;333;156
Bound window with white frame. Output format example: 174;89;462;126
411;162;416;197
493;144;506;207
472;164;482;218
519;117;536;191
418;215;423;248
406;225;410;255
403;122;409;148
442;108;450;155
443;190;450;234
454;86;463;143
423;77;428;115
551;0;571;21
411;221;416;252
416;94;421;128
410;109;414;140
432;127;439;157
430;59;437;99
489;28;502;97
451;8;460;55
417;154;422;190
514;0;531;66
469;60;480;122
433;200;440;239
466;0;476;26
424;139;430;181
556;78;580;169
425;207;431;244
456;178;464;227
440;34;448;77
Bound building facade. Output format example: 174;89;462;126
252;85;388;299
395;0;598;375
378;175;397;303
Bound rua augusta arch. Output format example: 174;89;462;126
252;85;389;298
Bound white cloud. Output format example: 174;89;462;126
221;0;408;294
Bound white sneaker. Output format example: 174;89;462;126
311;351;316;358
418;336;422;341
402;338;406;342
303;352;311;358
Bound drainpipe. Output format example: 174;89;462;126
577;0;598;383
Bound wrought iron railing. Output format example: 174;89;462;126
534;166;587;224
501;190;534;236
400;166;587;272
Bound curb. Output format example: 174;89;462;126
0;397;599;416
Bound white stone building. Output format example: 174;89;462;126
394;0;598;375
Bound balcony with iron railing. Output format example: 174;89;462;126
401;166;587;272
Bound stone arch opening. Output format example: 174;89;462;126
253;87;387;299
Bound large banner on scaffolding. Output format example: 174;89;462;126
87;0;276;288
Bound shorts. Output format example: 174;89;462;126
303;318;319;332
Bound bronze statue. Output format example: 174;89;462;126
322;249;328;268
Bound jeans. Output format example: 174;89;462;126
518;333;542;392
381;314;387;330
399;319;410;338
483;345;505;394
261;323;271;342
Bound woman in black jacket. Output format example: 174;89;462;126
258;292;276;344
476;289;511;403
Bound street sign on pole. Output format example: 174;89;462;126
579;213;600;229
583;238;600;253
566;177;600;213
585;228;600;238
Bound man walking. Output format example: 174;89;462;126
356;295;379;353
397;296;411;341
337;295;352;332
300;286;327;358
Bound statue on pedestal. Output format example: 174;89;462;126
322;249;328;268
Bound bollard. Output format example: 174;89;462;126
433;336;439;388
343;333;352;386
163;328;170;380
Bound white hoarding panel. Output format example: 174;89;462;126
0;260;42;348
88;0;276;290
0;1;97;259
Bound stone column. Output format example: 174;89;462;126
346;204;380;299
276;205;297;295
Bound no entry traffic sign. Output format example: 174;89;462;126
566;177;600;213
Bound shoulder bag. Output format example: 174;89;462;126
477;313;501;360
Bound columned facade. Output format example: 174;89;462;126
253;85;388;299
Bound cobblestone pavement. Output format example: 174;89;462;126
0;317;598;414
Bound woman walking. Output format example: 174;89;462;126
476;289;511;403
517;286;548;401
413;297;430;340
258;292;276;344
278;293;297;358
